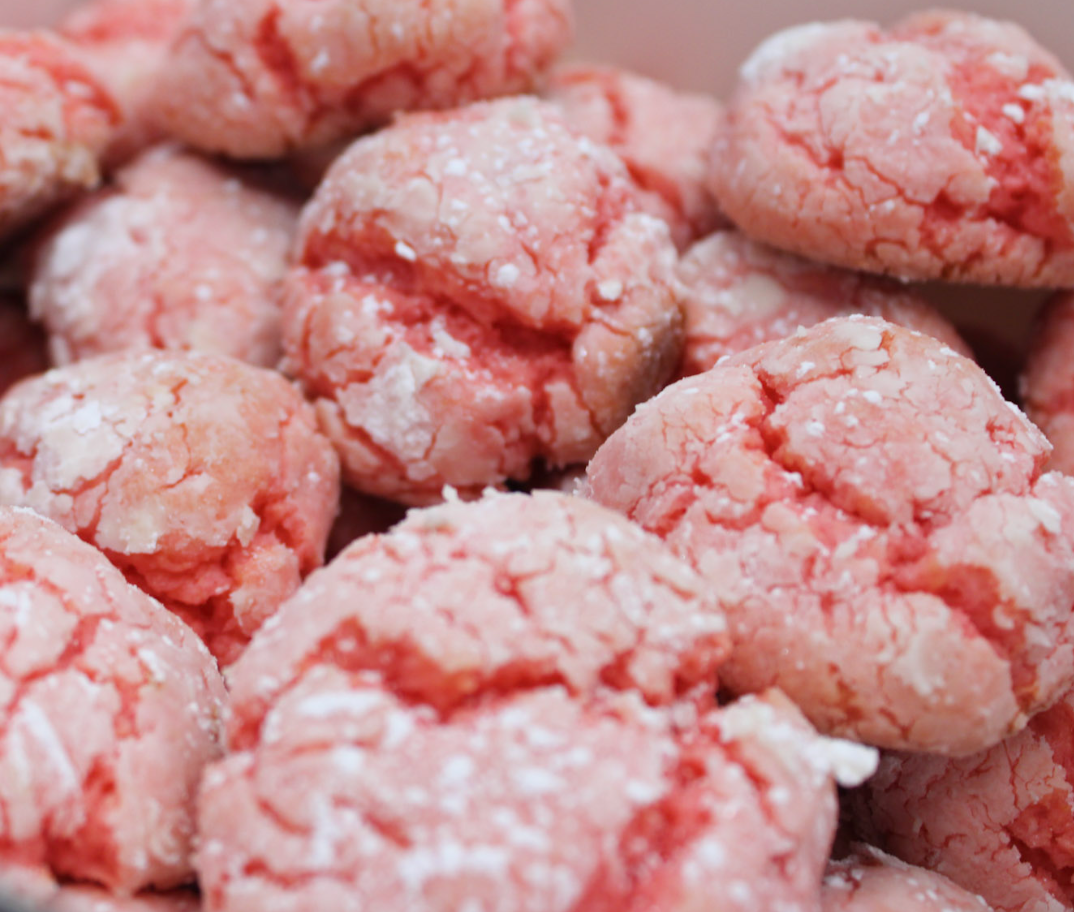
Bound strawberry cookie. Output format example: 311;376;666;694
545;64;725;249
149;0;573;158
678;230;968;377
1021;291;1074;475
30;145;299;368
711;12;1074;285
586;316;1074;755
0;507;225;893
0;351;340;665
0;298;47;397
283;98;683;504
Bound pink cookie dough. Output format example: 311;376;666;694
0;298;48;397
677;230;969;377
0;350;340;665
283;98;684;504
822;846;993;912
199;679;865;912
710;12;1074;285
29;145;299;368
853;684;1074;912
0;507;226;893
1021;291;1074;475
227;490;730;747
0;31;117;240
545;63;725;249
585;315;1074;755
59;0;195;165
148;0;573;158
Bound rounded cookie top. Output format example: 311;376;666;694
0;507;226;893
711;11;1074;286
148;0;574;158
586;315;1074;755
0;350;340;665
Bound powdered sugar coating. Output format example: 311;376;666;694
0;508;226;893
283;98;683;504
1021;291;1074;474
148;0;573;158
586;316;1074;755
711;12;1074;285
545;63;725;249
0;31;117;240
0;351;340;665
678;230;969;377
30;145;298;368
855;685;1074;912
0;298;48;398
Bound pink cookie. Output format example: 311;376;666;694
0;351;340;665
823;846;993;912
148;0;573;158
59;0;195;165
545;63;725;249
0;507;226;893
30;145;299;368
586;315;1074;755
711;12;1074;285
199;679;859;912
854;684;1074;912
0;298;48;397
283;98;684;504
678;230;969;377
0;31;118;240
227;490;730;747
1021;292;1074;474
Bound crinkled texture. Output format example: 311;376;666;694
0;508;226;893
678;230;969;377
545;63;725;249
228;490;730;747
148;0;574;158
283;98;684;504
585;315;1074;755
0;298;48;397
0;31;118;240
30;145;299;368
711;12;1074;285
822;846;993;911
853;685;1074;912
1021;291;1074;475
198;682;846;912
0;863;201;911
0;351;341;665
60;0;195;165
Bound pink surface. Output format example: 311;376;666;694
1021;291;1074;474
710;12;1074;286
0;508;225;893
148;0;573;158
283;98;683;504
0;299;48;398
0;351;340;665
30;145;298;368
585;316;1074;755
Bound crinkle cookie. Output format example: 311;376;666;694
0;507;226;893
59;0;195;165
823;846;993;912
148;0;573;158
678;230;968;377
586;316;1074;755
545;63;725;249
853;684;1074;912
0;31;118;240
710;12;1074;285
0;298;47;397
199;679;866;912
30;145;298;368
227;490;730;747
283;98;683;504
0;351;340;665
1021;291;1074;474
